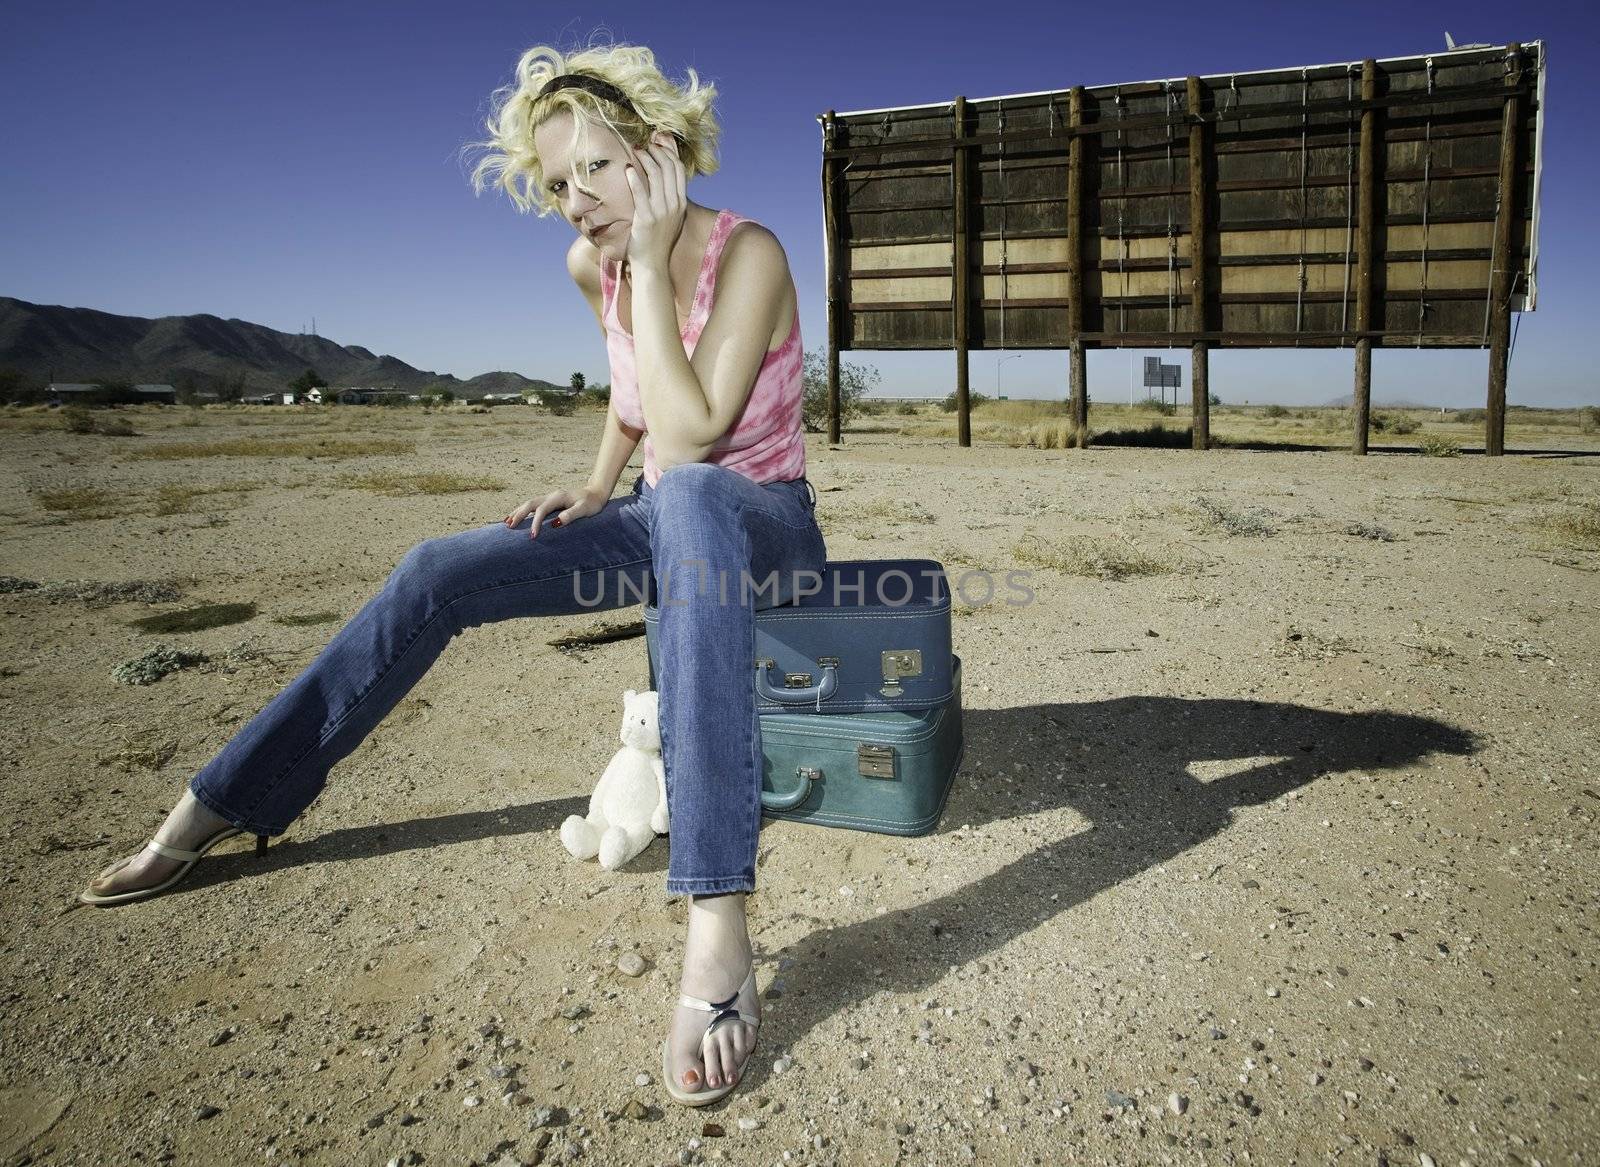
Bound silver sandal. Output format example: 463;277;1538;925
78;826;264;906
661;963;760;1107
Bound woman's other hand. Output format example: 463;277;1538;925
623;132;687;273
504;484;609;539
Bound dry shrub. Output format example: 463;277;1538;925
1193;497;1277;537
1419;434;1461;458
1006;418;1079;449
1012;533;1175;580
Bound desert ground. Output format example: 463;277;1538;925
1;399;1597;1167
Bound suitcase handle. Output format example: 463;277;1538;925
762;766;821;811
754;659;839;705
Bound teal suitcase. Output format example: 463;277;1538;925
757;657;964;836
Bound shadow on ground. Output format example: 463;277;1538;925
160;696;1473;1057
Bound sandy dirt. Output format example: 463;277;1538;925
1;406;1597;1167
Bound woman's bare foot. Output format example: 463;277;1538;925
667;893;760;1096
84;790;234;899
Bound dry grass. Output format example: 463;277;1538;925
824;498;937;530
1534;503;1600;547
131;437;415;460
1419;434;1462;458
335;470;506;497
273;611;342;627
1012;532;1177;580
152;482;260;515
32;486;120;521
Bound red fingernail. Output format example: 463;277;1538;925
551;518;563;527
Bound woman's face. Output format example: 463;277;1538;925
533;109;636;261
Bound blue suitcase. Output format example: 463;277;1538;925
643;559;955;715
757;656;964;836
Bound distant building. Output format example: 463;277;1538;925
336;388;419;405
48;382;177;404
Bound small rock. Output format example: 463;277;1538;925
1419;1155;1437;1167
1266;987;1280;998
560;1005;589;1021
1242;879;1261;889
634;1072;653;1087
1358;1057;1375;1072
194;1104;222;1121
737;1116;762;1132
1168;1093;1188;1116
1105;1090;1133;1111
208;1026;237;1047
1209;1027;1227;1041
772;1056;792;1074
621;1099;649;1121
617;953;646;978
701;1122;725;1137
463;1096;482;1109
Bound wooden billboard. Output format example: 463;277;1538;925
818;43;1545;453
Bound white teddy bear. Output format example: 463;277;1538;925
560;688;669;870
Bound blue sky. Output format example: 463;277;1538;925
3;0;1594;406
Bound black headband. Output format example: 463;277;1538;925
535;74;639;119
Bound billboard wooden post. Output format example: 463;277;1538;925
1067;86;1089;448
821;110;842;445
1187;75;1210;450
1486;43;1524;457
1352;60;1378;455
952;96;972;448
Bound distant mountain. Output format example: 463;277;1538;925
0;296;564;398
1323;394;1438;409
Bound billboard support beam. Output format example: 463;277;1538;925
822;110;843;445
1353;60;1378;455
1486;43;1524;457
952;96;972;447
1187;75;1211;450
1068;86;1089;447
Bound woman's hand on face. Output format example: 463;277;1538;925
504;484;609;539
623;132;687;274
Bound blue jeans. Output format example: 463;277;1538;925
189;463;827;896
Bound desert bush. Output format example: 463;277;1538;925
113;644;209;685
1389;416;1420;435
1012;533;1175;580
1262;404;1290;418
940;389;991;414
60;407;96;434
802;350;875;432
1419;434;1461;457
1449;408;1486;424
1344;521;1397;541
1137;397;1177;416
1579;406;1600;434
1194;496;1277;537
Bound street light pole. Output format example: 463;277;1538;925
997;353;1023;399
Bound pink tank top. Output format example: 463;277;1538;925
601;209;805;487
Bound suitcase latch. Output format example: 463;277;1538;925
879;649;923;698
858;743;896;779
783;672;813;689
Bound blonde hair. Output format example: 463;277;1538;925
468;42;720;216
